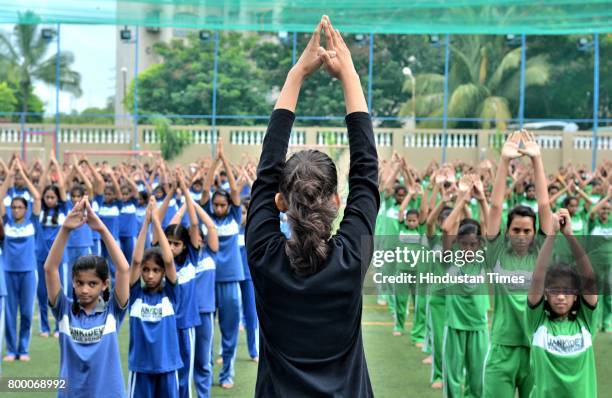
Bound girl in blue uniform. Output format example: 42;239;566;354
0;160;41;362
128;197;182;398
119;168;140;264
44;197;130;398
202;139;244;389
158;168;202;398
95;169;123;280
36;181;68;337
239;198;259;361
189;188;219;398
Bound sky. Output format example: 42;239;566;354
1;24;116;114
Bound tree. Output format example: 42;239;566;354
0;12;82;121
399;35;551;129
124;32;270;125
0;82;17;117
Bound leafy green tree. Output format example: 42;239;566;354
125;32;270;125
399;35;550;129
0;12;81;121
0;82;17;117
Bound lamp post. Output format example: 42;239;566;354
402;66;416;128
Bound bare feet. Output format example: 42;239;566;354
415;342;424;348
53;332;60;338
422;355;433;364
392;331;402;337
431;381;443;389
39;332;49;338
3;355;16;362
19;355;31;362
377;299;387;306
221;383;234;389
215;356;223;365
251;356;259;363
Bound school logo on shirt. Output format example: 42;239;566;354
385;207;399;220
98;205;120;217
4;222;36;238
121;203;136;214
590;225;611;238
238;233;245;247
217;220;239;237
58;313;117;344
69;325;105;344
532;325;593;356
130;297;174;322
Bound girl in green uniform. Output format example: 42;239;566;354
441;178;490;398
527;208;599;398
484;130;554;398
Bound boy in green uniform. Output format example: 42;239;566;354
441;178;490;398
484;130;554;398
527;208;599;398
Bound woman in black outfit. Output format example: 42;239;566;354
245;16;379;397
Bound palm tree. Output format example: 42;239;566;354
399;35;550;130
0;12;81;121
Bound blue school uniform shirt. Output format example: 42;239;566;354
119;198;138;238
2;214;38;272
195;248;216;313
239;225;251;280
95;195;122;239
174;246;201;329
36;202;68;257
157;196;178;229
66;201;94;249
134;204;151;247
0;248;7;296
204;201;244;282
128;282;183;373
51;292;127;398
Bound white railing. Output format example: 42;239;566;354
574;135;612;150
406;132;479;148
58;127;132;144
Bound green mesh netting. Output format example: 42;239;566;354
1;1;611;34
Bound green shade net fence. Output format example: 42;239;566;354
1;1;611;34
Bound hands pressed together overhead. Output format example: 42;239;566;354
293;15;356;81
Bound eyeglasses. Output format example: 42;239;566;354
545;288;578;296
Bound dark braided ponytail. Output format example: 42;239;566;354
279;150;338;277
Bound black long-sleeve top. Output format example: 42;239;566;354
245;109;380;397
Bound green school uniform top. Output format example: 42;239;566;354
587;216;612;281
379;194;401;236
518;197;538;214
486;234;540;347
526;297;599;398
427;233;447;304
374;192;388;237
444;255;489;331
398;223;427;293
